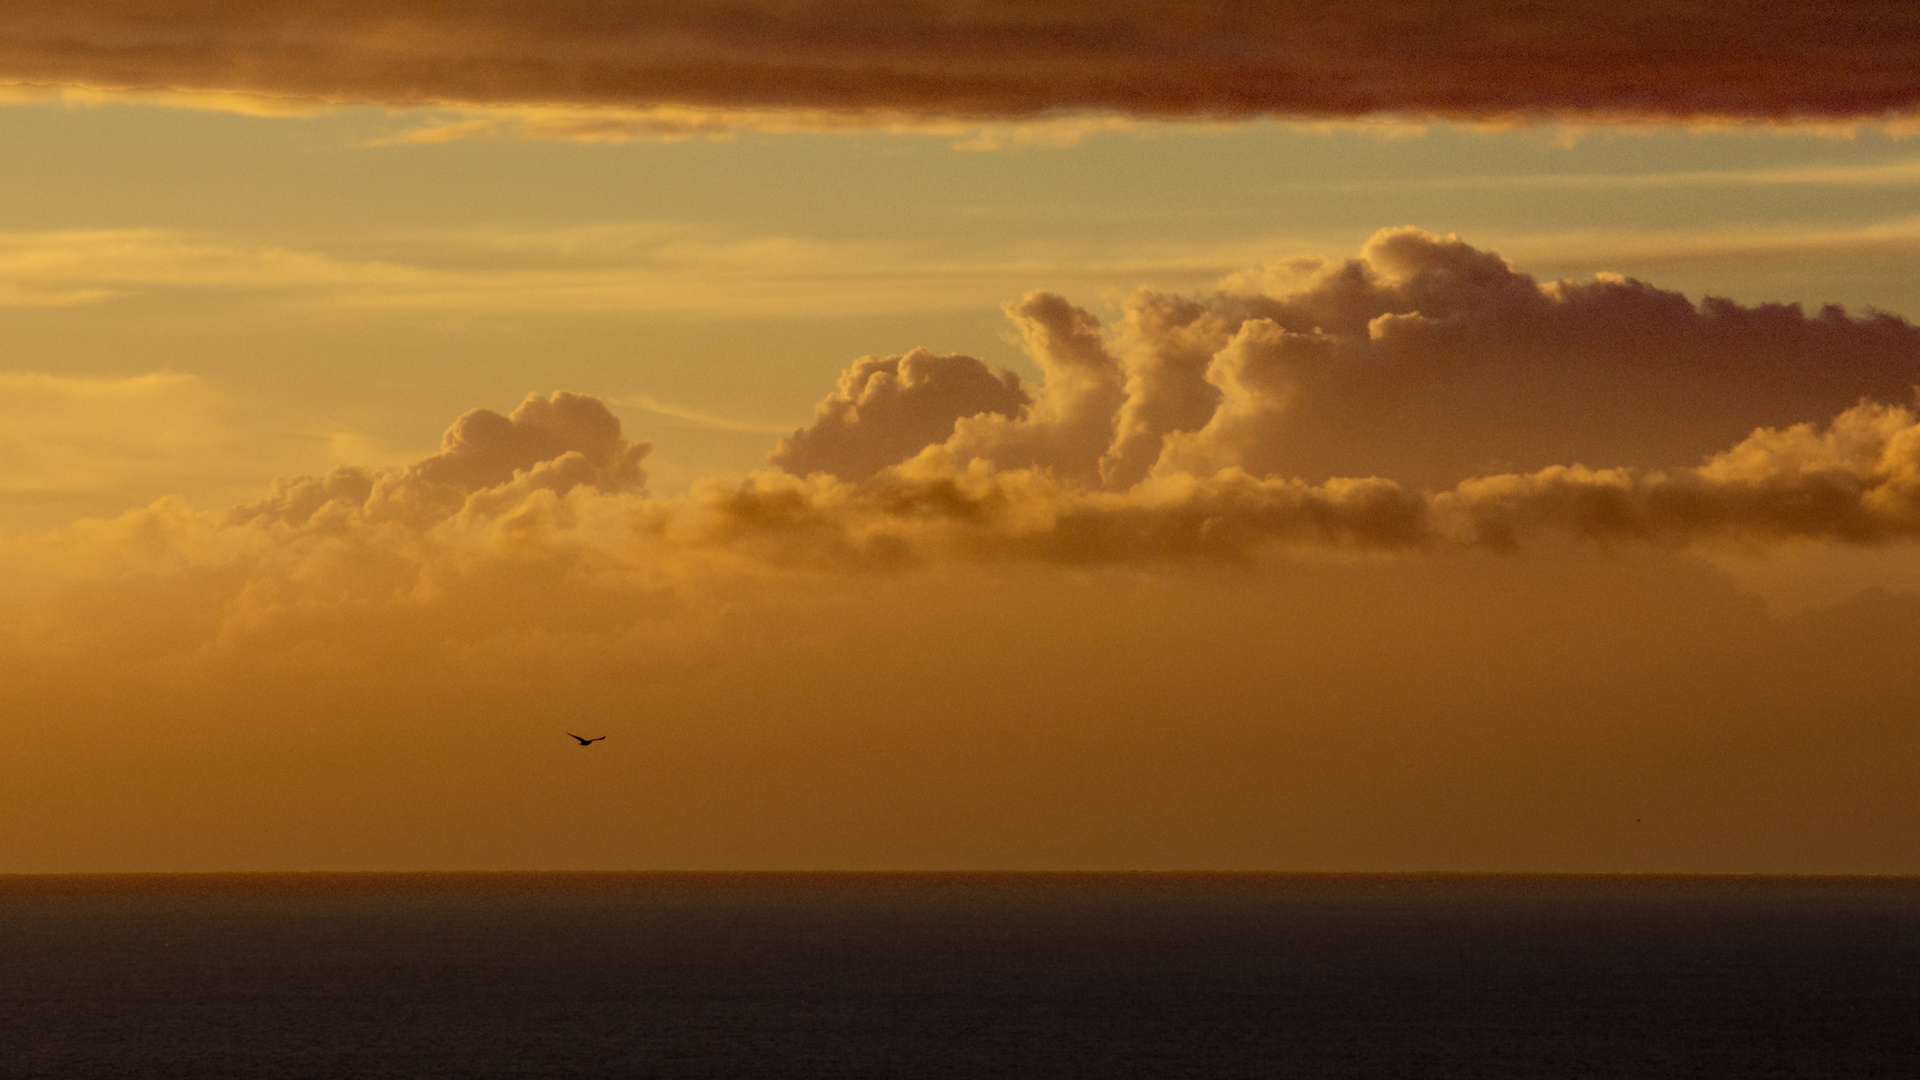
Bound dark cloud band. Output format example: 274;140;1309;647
3;1;1917;121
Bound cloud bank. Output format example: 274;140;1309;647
16;230;1920;582
778;229;1920;491
11;391;1920;872
4;1;1918;123
11;231;1920;873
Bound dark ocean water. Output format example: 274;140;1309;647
2;874;1917;1079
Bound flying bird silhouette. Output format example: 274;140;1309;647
569;733;606;746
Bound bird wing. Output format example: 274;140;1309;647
568;733;588;743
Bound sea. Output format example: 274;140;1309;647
2;873;1917;1079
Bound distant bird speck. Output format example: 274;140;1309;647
569;733;606;746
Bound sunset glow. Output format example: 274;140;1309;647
5;2;1920;872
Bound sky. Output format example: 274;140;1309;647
5;1;1920;872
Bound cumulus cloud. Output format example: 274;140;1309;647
775;229;1920;491
1186;229;1920;486
3;1;1917;124
13;231;1920;606
946;292;1127;487
55;391;1920;603
1437;402;1920;549
9;231;1919;593
229;391;649;529
769;350;1028;482
689;403;1920;567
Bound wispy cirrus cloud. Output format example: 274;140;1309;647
0;80;328;116
0;225;1256;316
15;219;1920;322
1359;157;1920;195
617;395;792;438
0;229;420;307
1487;218;1920;267
369;104;1146;149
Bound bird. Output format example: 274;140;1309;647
569;733;606;746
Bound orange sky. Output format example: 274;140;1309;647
4;2;1920;872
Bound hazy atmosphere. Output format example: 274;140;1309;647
6;1;1920;872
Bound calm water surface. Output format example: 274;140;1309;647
2;873;1917;1078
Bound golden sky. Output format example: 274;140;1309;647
5;1;1920;872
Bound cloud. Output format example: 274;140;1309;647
1436;402;1920;549
33;221;1920;334
371;104;1144;149
15;393;1920;874
4;2;1918;125
775;229;1920;491
229;391;649;529
0;228;418;307
11;231;1920;581
36;384;1920;612
0;226;1241;317
14;272;1920;871
679;401;1920;568
370;105;873;146
1379;157;1920;194
945;292;1129;487
769;350;1029;483
1490;218;1920;267
617;395;791;437
0;81;327;116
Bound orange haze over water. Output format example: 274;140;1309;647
4;4;1920;872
